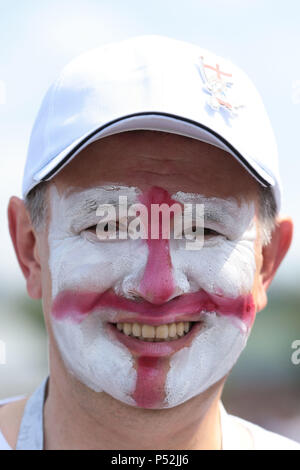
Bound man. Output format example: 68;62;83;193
0;35;299;450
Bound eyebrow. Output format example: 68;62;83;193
172;192;255;234
81;198;101;215
62;186;140;218
173;192;239;216
80;197;126;214
204;209;224;224
60;187;254;233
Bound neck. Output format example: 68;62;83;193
44;357;224;450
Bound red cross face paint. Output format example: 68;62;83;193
48;185;258;408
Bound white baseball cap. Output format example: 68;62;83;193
22;35;281;209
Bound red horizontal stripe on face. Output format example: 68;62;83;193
51;289;256;328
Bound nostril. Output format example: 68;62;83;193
127;291;145;303
125;288;185;305
170;294;181;302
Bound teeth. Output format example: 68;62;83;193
123;323;132;336
142;324;155;339
178;322;185;336
132;323;142;337
114;321;193;341
169;323;177;338
156;324;169;339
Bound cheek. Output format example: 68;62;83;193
48;236;148;299
165;313;249;407
46;235;139;403
172;238;257;298
50;314;137;403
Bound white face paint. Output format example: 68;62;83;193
171;192;257;298
165;314;247;407
47;184;258;408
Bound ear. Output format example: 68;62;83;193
256;216;293;311
7;196;42;299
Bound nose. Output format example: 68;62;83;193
137;238;178;305
131;185;184;305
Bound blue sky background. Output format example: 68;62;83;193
0;0;300;291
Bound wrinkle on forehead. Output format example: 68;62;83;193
51;184;254;214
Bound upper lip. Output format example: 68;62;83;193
92;290;218;325
52;288;222;325
52;288;254;328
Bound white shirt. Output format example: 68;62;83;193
0;396;299;450
0;395;25;450
219;403;300;450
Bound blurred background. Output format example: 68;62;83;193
0;0;299;443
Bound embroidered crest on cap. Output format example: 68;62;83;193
198;56;244;115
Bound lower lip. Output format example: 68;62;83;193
107;322;204;357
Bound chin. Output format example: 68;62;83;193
51;311;249;409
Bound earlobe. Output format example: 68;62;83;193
260;216;293;291
7;196;42;299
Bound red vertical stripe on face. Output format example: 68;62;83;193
133;357;170;408
138;186;178;304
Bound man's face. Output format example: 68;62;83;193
38;131;264;409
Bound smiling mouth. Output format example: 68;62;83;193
109;321;198;342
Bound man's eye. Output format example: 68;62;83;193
181;226;220;238
84;224;220;239
85;225;98;233
85;221;120;231
84;221;123;240
203;227;220;238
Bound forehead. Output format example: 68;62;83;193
51;130;260;204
